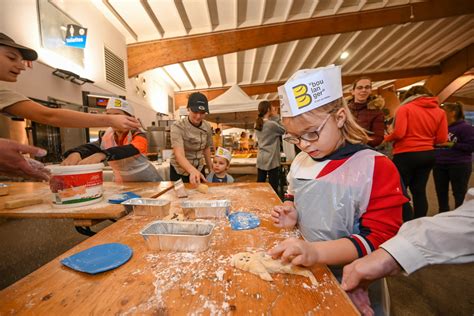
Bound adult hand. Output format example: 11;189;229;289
108;115;140;131
61;152;82;165
0;139;49;181
77;153;106;165
341;249;402;315
271;202;297;228
267;237;317;266
346;288;374;316
189;169;207;185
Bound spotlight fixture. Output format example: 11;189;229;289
340;51;349;60
52;68;94;85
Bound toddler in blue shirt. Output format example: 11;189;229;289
206;147;234;183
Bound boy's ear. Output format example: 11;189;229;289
335;108;347;128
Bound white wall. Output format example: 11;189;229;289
0;0;174;127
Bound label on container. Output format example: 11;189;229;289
50;171;103;205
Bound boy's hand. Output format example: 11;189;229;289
271;203;297;228
268;237;318;266
108;115;140;130
77;153;106;165
61;152;82;165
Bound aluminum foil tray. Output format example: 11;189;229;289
122;198;170;217
180;200;231;218
140;220;215;252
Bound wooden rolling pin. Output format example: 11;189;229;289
5;198;43;209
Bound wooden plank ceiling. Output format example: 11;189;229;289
93;0;474;121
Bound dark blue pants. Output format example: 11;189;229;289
433;162;472;212
257;167;280;194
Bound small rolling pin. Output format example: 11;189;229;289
5;198;43;209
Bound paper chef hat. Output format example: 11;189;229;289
106;97;135;116
278;64;342;117
215;147;232;162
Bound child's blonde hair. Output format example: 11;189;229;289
282;97;369;144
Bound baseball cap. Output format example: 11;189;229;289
106;97;134;116
187;92;209;113
0;33;38;61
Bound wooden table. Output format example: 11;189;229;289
0;183;358;315
0;182;173;233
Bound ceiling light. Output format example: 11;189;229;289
340;51;349;59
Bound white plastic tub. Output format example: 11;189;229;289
47;163;104;208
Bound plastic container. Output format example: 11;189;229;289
47;163;104;208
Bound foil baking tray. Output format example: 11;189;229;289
122;198;170;217
180;200;231;218
140;220;215;252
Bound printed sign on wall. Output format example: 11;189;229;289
65;24;87;49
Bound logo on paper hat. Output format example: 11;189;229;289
278;65;342;117
215;147;232;162
106;97;134;116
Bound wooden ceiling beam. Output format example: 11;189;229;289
377;76;428;92
445;95;474;105
128;0;473;77
174;66;441;107
424;43;474;97
437;74;474;103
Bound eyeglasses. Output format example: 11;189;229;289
355;85;372;90
283;113;332;144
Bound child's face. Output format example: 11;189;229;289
212;156;229;174
283;109;346;159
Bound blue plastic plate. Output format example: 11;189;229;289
60;243;133;274
108;192;141;204
229;212;260;230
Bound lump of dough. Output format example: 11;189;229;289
231;252;318;285
196;183;208;194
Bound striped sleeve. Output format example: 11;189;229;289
346;156;407;257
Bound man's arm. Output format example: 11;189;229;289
380;199;474;274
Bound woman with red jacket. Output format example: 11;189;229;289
384;86;448;218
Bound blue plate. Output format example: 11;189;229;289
60;243;133;274
108;192;141;204
229;212;260;230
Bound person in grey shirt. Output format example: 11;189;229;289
255;101;285;192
